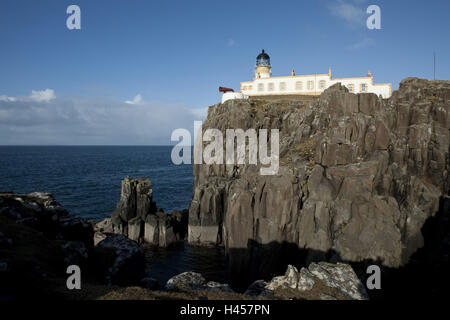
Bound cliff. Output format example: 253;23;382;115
188;78;450;284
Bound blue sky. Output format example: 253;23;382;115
0;0;449;144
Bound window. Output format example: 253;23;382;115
307;81;314;90
361;83;367;92
280;82;286;91
242;86;247;90
348;84;354;93
258;83;264;92
319;80;326;89
296;81;303;90
268;83;274;91
248;85;252;90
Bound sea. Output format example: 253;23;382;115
0;146;227;286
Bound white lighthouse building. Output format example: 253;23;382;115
222;49;392;103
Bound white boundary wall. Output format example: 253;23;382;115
240;73;391;98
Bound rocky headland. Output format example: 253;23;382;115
189;77;449;291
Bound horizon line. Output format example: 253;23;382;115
0;144;178;147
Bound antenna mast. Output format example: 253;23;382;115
434;52;436;80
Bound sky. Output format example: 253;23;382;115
0;0;449;145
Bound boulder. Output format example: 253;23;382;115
244;280;272;297
61;241;89;266
251;263;367;300
93;231;107;246
57;215;94;245
94;218;114;233
264;264;315;292
265;265;299;291
308;262;368;300
97;234;145;286
165;271;206;291
297;267;315;291
204;281;234;293
164;272;233;293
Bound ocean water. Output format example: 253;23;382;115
0;146;192;220
0;146;228;285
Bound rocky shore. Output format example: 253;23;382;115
0;190;368;300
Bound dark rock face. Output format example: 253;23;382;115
61;241;89;266
111;177;157;235
140;277;160;290
188;78;450;283
97;233;145;286
98;177;188;247
112;178;156;223
244;280;270;296
0;192;93;246
0;193;148;289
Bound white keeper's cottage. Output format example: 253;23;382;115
222;49;392;103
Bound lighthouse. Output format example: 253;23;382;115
240;49;392;98
255;49;272;79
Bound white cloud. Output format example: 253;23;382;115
1;89;56;103
0;95;16;102
125;94;143;105
0;92;204;145
328;0;366;26
189;107;208;120
30;89;56;102
348;37;374;50
228;39;237;47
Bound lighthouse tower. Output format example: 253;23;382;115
255;49;271;79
